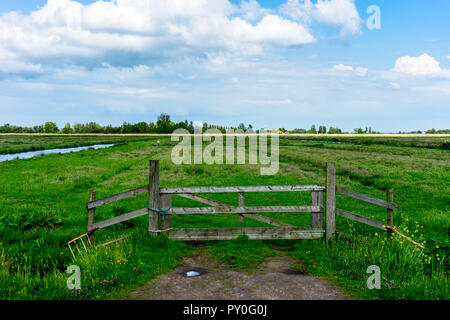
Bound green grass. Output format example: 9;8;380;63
0;134;448;299
0;134;157;154
284;135;450;150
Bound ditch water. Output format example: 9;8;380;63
298;140;350;144
0;144;114;163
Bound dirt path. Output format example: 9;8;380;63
128;254;351;300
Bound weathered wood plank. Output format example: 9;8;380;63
86;184;327;208
326;162;336;240
160;185;325;194
159;193;172;232
87;189;96;231
336;187;398;210
168;227;325;241
238;192;245;223
96;237;128;248
86;185;148;209
87;208;147;232
336;208;387;230
311;190;323;229
148;160;159;234
169;205;320;215
177;193;294;227
386;188;394;237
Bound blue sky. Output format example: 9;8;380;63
1;0;449;132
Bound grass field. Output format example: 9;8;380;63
0;134;448;299
0;134;157;154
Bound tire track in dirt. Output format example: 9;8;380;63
128;254;351;300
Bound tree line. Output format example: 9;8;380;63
0;114;252;134
0;114;448;134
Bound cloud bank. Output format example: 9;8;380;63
394;53;443;76
0;0;321;74
279;0;362;37
332;63;368;76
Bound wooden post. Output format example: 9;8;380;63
326;162;336;240
88;189;96;227
311;190;323;229
387;188;394;237
88;189;96;242
159;193;172;233
238;192;245;223
148;160;160;236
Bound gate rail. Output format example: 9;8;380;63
85;161;398;241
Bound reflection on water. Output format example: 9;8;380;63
298;140;349;144
0;144;114;163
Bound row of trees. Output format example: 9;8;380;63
289;125;343;134
0;116;448;134
353;127;378;134
0;114;255;134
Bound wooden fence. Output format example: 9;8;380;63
85;161;398;242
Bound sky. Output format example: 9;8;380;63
0;0;449;132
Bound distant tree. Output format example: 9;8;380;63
62;123;73;134
318;125;327;134
238;123;246;131
290;128;307;133
156;113;173;133
104;125;120;134
149;122;156;133
158;113;171;123
328;126;342;134
33;125;44;133
85;122;103;133
308;125;317;134
44;122;59;133
354;127;363;134
135;122;150;133
73;123;83;133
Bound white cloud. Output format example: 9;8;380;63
332;64;368;76
332;64;353;72
241;0;271;22
240;99;292;104
229;14;315;47
390;82;400;89
0;0;316;74
279;0;362;37
394;53;442;76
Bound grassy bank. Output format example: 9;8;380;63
0;135;448;299
0;135;157;154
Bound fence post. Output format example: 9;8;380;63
87;189;96;242
159;193;172;233
311;190;323;229
326;162;336;240
148;160;160;236
387;188;394;237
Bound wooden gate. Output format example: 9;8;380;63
85;160;398;242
